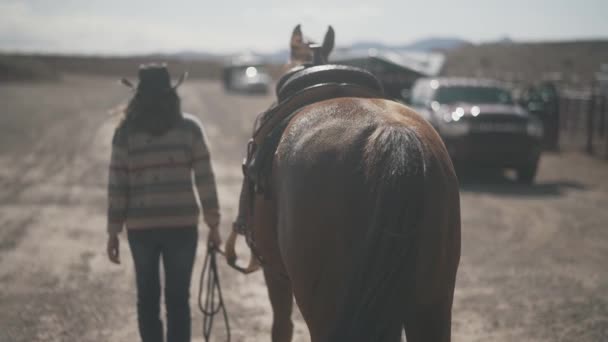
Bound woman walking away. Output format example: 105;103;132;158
106;64;221;342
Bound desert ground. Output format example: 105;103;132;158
0;75;607;341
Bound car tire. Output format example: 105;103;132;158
516;161;538;184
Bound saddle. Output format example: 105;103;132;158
247;64;384;195
233;62;384;254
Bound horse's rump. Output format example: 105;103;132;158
332;120;426;340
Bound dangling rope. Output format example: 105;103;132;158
198;246;231;342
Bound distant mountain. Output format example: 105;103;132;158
254;37;472;63
166;50;221;60
492;36;515;44
169;37;473;62
332;37;472;54
349;41;392;50
442;40;608;84
399;37;472;51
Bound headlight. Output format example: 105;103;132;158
526;118;543;138
440;121;470;137
246;67;258;78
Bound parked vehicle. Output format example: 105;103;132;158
222;54;271;94
410;77;543;183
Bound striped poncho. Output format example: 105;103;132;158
107;113;220;234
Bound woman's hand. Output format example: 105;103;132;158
107;234;121;264
207;226;222;250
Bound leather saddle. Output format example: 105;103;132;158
230;62;384;267
244;64;384;196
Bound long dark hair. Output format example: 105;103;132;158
122;88;182;136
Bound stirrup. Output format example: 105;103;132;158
223;230;261;274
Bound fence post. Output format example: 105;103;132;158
599;95;606;138
554;96;561;151
559;97;567;131
586;89;596;154
604;94;608;159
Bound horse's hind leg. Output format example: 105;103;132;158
402;215;458;342
264;268;294;342
403;300;453;342
402;219;458;342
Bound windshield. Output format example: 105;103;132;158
435;86;513;105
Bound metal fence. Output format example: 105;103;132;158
558;88;608;158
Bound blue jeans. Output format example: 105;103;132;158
128;226;198;342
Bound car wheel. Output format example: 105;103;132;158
516;161;538;184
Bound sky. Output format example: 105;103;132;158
1;0;607;55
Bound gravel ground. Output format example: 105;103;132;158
0;76;606;342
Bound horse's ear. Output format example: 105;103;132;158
322;26;335;61
290;24;309;64
290;24;303;49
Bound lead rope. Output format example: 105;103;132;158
198;246;231;342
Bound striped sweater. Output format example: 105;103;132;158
107;113;220;234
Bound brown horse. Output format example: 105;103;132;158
226;25;461;342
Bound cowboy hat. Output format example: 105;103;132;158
120;63;187;92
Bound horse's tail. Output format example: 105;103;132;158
330;124;426;341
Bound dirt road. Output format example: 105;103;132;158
0;76;606;341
